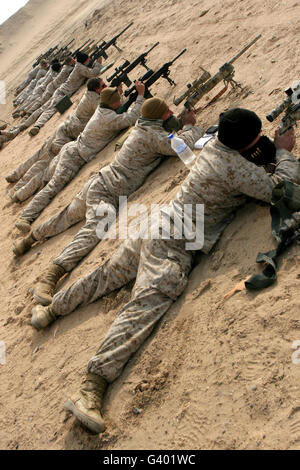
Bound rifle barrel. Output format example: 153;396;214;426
171;48;187;63
117;21;134;37
228;34;261;64
145;41;159;54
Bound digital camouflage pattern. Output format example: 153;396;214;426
10;90;100;202
19;95;144;223
50;137;300;383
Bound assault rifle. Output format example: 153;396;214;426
116;49;187;114
266;82;300;134
89;21;134;65
174;34;261;113
107;42;159;87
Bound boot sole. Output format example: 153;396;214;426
31;310;42;330
64;399;106;434
12;244;22;257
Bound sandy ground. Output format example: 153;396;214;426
0;0;300;450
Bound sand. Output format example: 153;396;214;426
0;0;300;450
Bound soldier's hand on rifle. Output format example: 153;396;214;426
96;57;103;65
181;109;197;126
134;80;145;96
117;84;123;95
274;127;296;152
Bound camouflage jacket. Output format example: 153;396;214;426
16;65;40;94
62;90;100;139
59;61;103;97
76;95;145;162
100;118;203;197
25;68;48;94
170;137;300;253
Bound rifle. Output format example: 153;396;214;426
174;34;261;113
107;42;159;87
89;21;134;64
33;44;58;67
266;82;300;134
57;38;75;56
72;39;94;57
116;49;187;114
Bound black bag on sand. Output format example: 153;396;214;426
55;95;73;114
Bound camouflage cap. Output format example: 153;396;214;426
141;97;168;120
100;87;121;105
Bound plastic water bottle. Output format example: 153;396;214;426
168;134;196;169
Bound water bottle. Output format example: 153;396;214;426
168;133;196;169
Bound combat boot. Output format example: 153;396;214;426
5;174;18;183
31;264;66;305
12;111;20;119
13;233;36;257
64;373;107;434
15;218;31;233
29;126;40;137
31;304;57;330
8;189;20;203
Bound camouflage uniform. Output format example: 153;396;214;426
29;61;103;130
0;128;22;148
31;119;203;272
10;91;101;202
50;137;300;383
22;64;74;120
18;68;58;113
19;95;145;223
15;65;40;96
14;68;48;107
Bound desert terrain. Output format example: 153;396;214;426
0;0;300;450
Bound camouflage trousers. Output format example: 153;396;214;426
0;128;20;149
23;86;54;115
33;174;116;272
14;84;35;107
19;86;45;113
20;141;86;223
52;237;193;382
34;89;65;129
12;123;74;202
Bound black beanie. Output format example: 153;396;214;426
76;51;89;64
218;108;262;150
51;62;62;73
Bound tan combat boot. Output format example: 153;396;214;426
31;264;66;305
12;233;36;257
8;189;20;203
31;304;57;330
64;373;107;434
5;173;18;183
15;218;31;233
